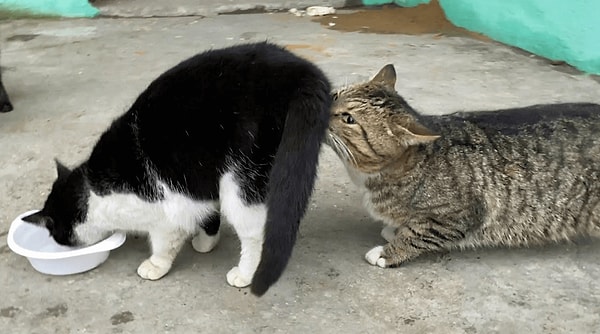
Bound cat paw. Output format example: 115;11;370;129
137;259;170;280
365;246;387;268
192;230;220;253
381;226;396;243
226;266;252;288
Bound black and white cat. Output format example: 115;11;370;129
22;42;331;296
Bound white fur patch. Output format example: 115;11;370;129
192;229;220;253
365;245;386;268
80;182;217;281
81;184;217;243
137;258;170;280
79;169;268;287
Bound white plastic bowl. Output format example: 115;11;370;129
7;210;126;275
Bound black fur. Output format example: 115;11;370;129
418;103;600;138
23;42;331;296
24;161;88;245
0;66;13;113
251;73;331;296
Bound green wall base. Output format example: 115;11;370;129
359;0;600;75
0;0;98;18
439;0;600;75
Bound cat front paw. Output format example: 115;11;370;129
137;259;170;280
192;230;220;253
365;246;387;268
226;266;252;288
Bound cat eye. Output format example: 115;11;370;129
332;92;340;101
341;112;356;124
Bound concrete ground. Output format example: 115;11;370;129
1;1;600;333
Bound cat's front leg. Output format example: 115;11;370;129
365;242;421;268
380;225;397;242
366;217;463;268
367;225;424;268
137;229;188;280
367;226;397;265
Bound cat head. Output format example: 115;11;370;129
22;161;91;246
326;64;439;173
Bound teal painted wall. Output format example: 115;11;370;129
439;0;600;75
361;0;600;75
0;0;98;18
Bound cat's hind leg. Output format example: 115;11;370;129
137;228;189;280
192;213;221;253
219;172;266;288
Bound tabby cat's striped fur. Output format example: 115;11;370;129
327;64;600;267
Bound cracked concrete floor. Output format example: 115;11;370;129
1;7;600;334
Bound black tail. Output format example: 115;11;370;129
250;75;331;296
0;68;13;113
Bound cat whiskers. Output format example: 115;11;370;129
328;132;357;167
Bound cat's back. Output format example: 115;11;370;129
143;42;326;108
130;42;330;144
412;103;600;238
437;102;600;137
398;102;600;209
92;43;331;200
417;103;600;160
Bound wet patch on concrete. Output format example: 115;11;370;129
1;306;20;318
7;34;39;42
111;311;134;325
44;304;68;317
326;267;340;279
313;1;489;41
285;44;330;56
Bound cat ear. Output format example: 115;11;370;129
388;115;439;146
55;159;71;180
22;211;48;226
371;64;396;89
23;212;55;231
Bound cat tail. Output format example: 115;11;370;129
250;77;331;296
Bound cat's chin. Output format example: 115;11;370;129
343;163;377;187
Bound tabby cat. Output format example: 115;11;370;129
327;64;600;267
22;42;331;296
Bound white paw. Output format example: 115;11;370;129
365;246;387;268
192;230;220;253
226;266;252;288
137;259;170;280
381;225;397;243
